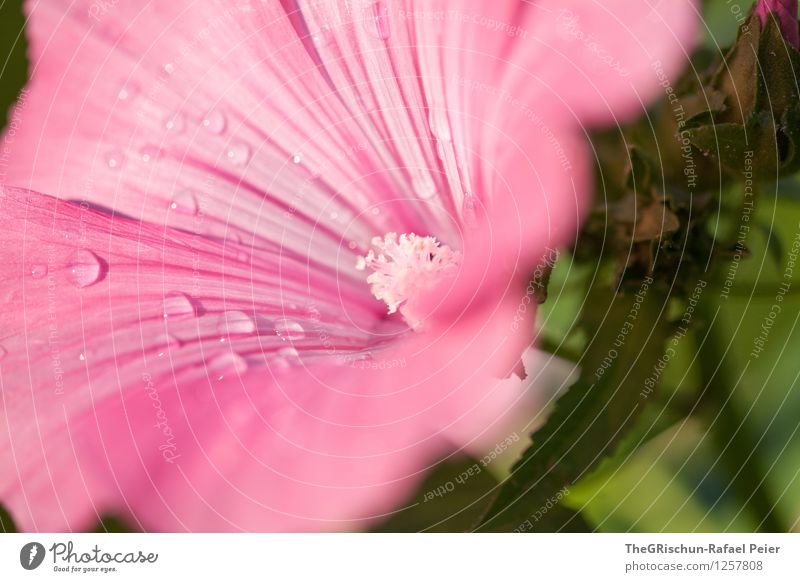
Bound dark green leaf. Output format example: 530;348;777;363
93;515;139;533
757;14;800;116
0;0;28;131
477;283;673;532
371;457;500;532
0;503;17;532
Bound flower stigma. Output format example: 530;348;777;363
356;233;462;330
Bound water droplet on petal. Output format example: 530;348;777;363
463;194;478;228
371;207;380;216
413;173;437;199
226;142;251;166
428;109;452;142
117;84;139;102
274;319;306;341
218;310;256;336
292;153;302;164
29;264;48;279
66;250;104;288
162;292;196;320
105;149;124;169
208;352;248;381
156;334;181;357
140;145;159;163
276;346;302;366
367;1;391;40
202;109;226;134
436;140;447;161
163;62;175;75
348;241;358;250
79;352;86;361
165;112;185;133
169;190;198;215
311;26;331;48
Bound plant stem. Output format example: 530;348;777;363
695;307;785;532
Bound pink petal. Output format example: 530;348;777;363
4;0;696;255
11;0;434;258
0;0;700;531
0;187;369;530
523;0;700;125
0;187;535;530
84;293;534;531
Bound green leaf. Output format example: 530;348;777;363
624;146;654;195
93;515;139;533
778;104;800;173
0;503;17;532
371;457;500;532
477;282;673;532
757;14;800;116
777;175;800;201
0;0;28;131
687;112;790;178
711;11;760;125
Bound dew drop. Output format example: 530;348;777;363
169;190;199;215
66;250;104;288
105;149;124;169
165;112;185;133
329;211;339;221
202;109;227;134
218;310;257;336
79;352;86;361
348;241;358;250
463;194;478;228
162;292;196;320
436;140;447;161
311;26;331;48
117;84;138;102
371;207;380;215
139;145;159;163
226;142;251;166
29;264;48;279
156;334;181;357
275;346;302;367
274;319;306;341
208;352;248;381
428;109;452;142
163;62;175;75
413;173;437;199
368;1;391;40
292;153;302;164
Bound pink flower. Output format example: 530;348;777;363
756;0;799;48
0;0;698;531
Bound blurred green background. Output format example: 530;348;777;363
0;0;26;131
2;0;800;533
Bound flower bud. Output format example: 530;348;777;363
683;2;800;180
756;0;799;49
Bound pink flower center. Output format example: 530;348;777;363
356;233;461;330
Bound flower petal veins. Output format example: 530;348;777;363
0;0;698;531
